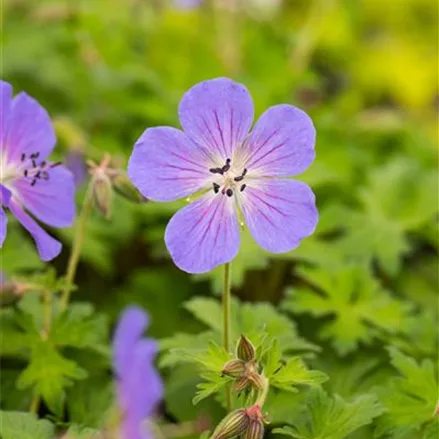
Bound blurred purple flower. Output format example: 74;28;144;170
0;81;75;261
65;150;88;187
128;78;318;274
173;0;203;10
113;307;163;439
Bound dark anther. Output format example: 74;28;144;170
31;159;37;168
30;152;40;159
24;169;28;177
213;183;220;194
21;153;26;162
242;168;247;176
40;161;46;168
50;161;62;168
234;175;244;182
226;188;233;197
240;184;247;192
30;179;37;186
42;171;49;180
209;167;223;175
226;158;231;164
35;171;41;179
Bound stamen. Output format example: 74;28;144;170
213;182;220;194
50;162;62;168
32;159;37;168
30;152;40;159
21;153;26;162
242;168;247;176
35;171;41;179
240;184;246;192
24;169;28;177
221;158;231;173
40;161;46;168
234;175;244;182
226;188;233;197
30;179;37;186
209;167;223;175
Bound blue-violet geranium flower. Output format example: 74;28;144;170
128;77;318;273
0;80;75;261
113;306;163;439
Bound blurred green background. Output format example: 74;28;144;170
1;0;438;437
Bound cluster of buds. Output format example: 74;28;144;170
88;154;147;219
222;335;264;393
210;404;268;439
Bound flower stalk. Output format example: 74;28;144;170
60;183;94;311
223;262;232;410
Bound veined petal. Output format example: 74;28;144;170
9;201;62;261
113;307;149;379
0;207;7;247
12;165;76;228
179;78;254;161
0;184;12;206
165;192;240;273
128;127;211;202
240;179;318;253
242;105;315;177
4;92;56;163
0;81;13;147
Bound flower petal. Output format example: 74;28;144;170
12;165;76;228
128;127;212;202
240;179;318;253
0;184;12;207
242;105;315;177
9;200;62;261
165;193;240;273
0;80;13;146
0;207;7;247
179;78;254;161
113;307;149;379
4;91;56;163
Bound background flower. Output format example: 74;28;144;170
113;306;163;439
0;81;75;261
128;78;318;273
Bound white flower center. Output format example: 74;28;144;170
209;157;247;197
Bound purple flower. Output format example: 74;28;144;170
128;78;318;273
0;81;75;261
113;307;163;439
173;0;204;10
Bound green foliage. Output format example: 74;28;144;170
283;266;413;355
375;348;438;438
274;388;384;439
0;411;55;439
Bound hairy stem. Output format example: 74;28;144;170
255;375;269;408
223;262;232;410
60;185;94;311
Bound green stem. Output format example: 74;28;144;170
29;394;40;414
223;262;232;411
42;289;52;335
255;375;269;408
60;185;94;311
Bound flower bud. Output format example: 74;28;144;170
92;173;113;219
242;419;264;439
237;335;256;362
222;359;246;378
233;376;250;393
248;372;264;390
112;172;147;204
211;409;250;439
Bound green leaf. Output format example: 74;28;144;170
269;357;328;392
50;302;109;352
0;411;54;439
375;348;438;438
274;388;383;439
283;266;413;355
64;425;101;439
17;340;87;415
67;374;114;428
